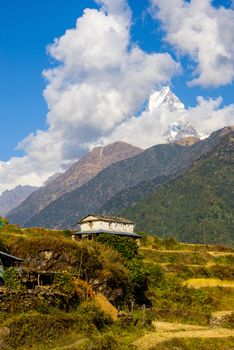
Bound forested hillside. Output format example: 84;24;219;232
124;130;234;245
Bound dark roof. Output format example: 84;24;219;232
0;251;23;262
79;214;134;225
73;229;141;239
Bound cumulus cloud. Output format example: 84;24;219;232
101;90;234;148
151;0;234;87
1;0;233;194
0;0;179;193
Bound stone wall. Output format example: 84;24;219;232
0;288;77;313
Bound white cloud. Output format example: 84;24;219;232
186;96;234;136
151;0;234;87
100;90;234;148
0;0;179;193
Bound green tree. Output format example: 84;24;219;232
96;234;138;260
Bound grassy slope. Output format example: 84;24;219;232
123;133;234;245
1;226;234;349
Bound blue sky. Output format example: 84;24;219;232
0;0;233;192
0;1;97;160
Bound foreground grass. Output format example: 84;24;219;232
149;337;234;350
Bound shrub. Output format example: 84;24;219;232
152;279;212;325
127;258;150;305
53;273;94;302
3;267;21;290
148;264;165;288
162;237;178;250
87;332;119;350
97;234;138;260
4;302;113;348
76;301;113;331
4;311;76;348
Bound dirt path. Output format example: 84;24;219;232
134;321;234;349
52;338;87;350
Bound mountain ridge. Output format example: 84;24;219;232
7;141;142;225
16;126;233;229
0;185;38;216
123;127;234;245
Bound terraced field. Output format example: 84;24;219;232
136;239;234;349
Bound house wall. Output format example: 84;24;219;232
80;220;134;233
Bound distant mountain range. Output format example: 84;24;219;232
7;141;142;226
8;126;232;235
5;86;233;246
0;185;38;216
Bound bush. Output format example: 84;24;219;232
77;301;113;331
152;279;212;325
162;237;178;250
4;302;113;348
87;332;119;350
3;267;21;290
4;311;76;348
148;264;165;287
97;234;138;260
127;258;148;288
127;258;150;305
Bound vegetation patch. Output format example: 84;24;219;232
149;337;234;350
183;278;234;289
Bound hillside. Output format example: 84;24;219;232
18;126;233;229
0;185;38;216
123;128;234;245
0;223;233;350
99;175;172;215
7;141;142;226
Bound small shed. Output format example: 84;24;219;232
0;251;23;268
73;214;141;240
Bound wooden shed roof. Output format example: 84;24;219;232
0;251;23;262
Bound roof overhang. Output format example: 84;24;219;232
0;251;23;262
73;229;141;239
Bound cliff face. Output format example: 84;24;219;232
7;141;142;226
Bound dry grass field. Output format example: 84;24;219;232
182;278;234;288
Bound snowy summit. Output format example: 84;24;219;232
148;87;185;113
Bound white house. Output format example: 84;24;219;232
73;215;141;240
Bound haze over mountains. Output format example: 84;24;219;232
8;126;232;239
7;141;142;225
0;185;38;216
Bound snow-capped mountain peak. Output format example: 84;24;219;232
148;86;185;113
166;121;200;143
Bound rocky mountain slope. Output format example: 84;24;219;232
7;141;142;226
0;185;38;216
18;127;231;229
123;126;234;245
